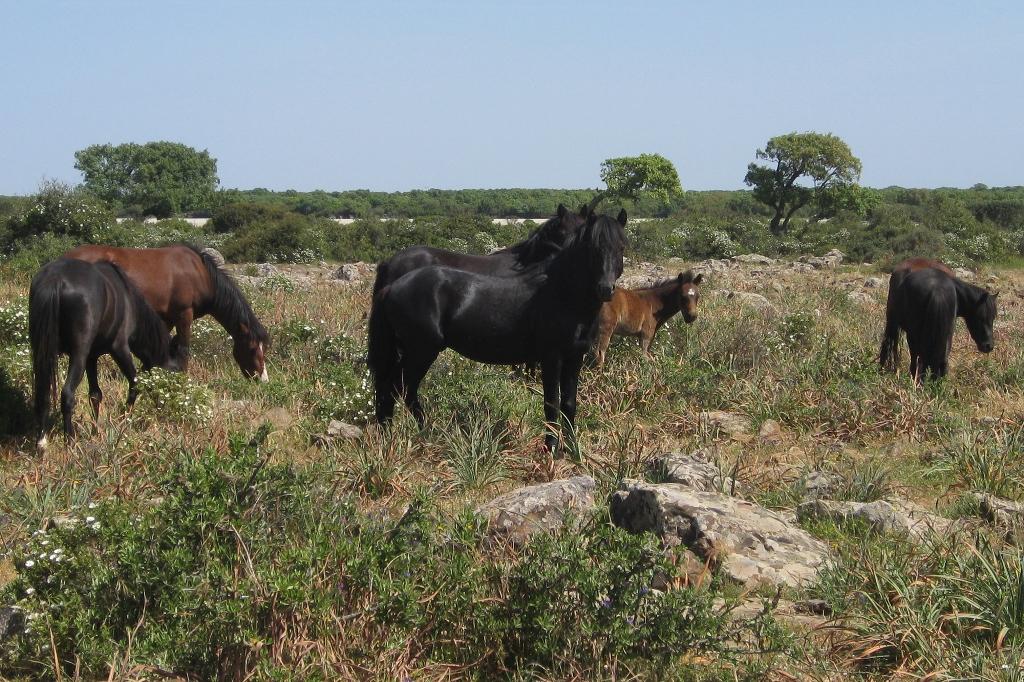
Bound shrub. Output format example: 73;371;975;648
4;180;113;246
221;211;322;263
133;368;213;424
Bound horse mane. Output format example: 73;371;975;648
183;244;270;347
105;261;170;366
501;206;586;264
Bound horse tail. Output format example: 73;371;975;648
879;275;903;372
29;275;62;428
367;288;399;421
108;262;170;369
371;259;390;297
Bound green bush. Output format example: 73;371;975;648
221;211;323;263
4;180;113;246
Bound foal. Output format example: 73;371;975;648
594;271;703;367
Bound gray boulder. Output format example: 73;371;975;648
732;254;775;265
610;480;830;588
973;493;1024;542
698;410;752;437
797;498;957;542
650;451;739;493
334;262;375;282
255;262;278;277
715;290;774;311
0;606;24;643
478;476;597;546
864;276;886;288
201;247;226;268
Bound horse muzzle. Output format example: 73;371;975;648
683;313;697;324
597;285;614;302
978;342;994;353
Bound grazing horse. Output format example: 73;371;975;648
594;271;703;367
63;244;270;380
30;258;171;448
368;210;627;451
879;258;957;371
371;203;589;295
880;267;996;381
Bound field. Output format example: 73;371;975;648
2;252;1024;680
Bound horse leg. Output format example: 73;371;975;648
86;356;103;419
595;327;613;368
397;350;439;426
540;356;563;452
61;353;87;440
110;344;140;407
558;352;586;452
170;310;193;371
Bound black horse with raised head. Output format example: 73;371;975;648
880;267;997;381
371;203;589;295
368;210;627;451
30;258;172;448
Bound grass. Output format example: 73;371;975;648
2;257;1024;678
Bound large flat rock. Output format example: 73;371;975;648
478;476;597;546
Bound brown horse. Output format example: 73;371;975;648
879;257;956;371
594;271;703;367
63;244;270;380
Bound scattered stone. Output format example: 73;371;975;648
255;263;278;277
801;248;845;269
694;259;732;275
798;470;843;499
794;598;832;616
327;419;363;439
698;410;752;437
257;406;295;431
333;262;375;282
757;419;784;443
950;264;974;278
716;290;773;311
0;606;25;643
650;452;739;493
847;291;874;305
478;476;597;546
973;493;1024;542
610;481;830;588
201;247;226;268
44;515;80;531
732;254;775;265
863;277;886;288
797;497;957;542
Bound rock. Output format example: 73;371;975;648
610;481;830;588
618;274;659;289
847;291;874;305
327;420;363;439
953;267;974;280
650;452;739;493
333;262;375;282
257;406;295;431
201;247;226;268
699;410;752;437
255;262;278;277
694;259;732;275
478;476;597;546
973;493;1024;542
798;471;843;499
715;597;828;630
716;290;773;311
797;497;957;542
802;249;845;270
758;419;784;443
0;606;25;643
732;254;775;265
864;277;886;288
790;262;815;273
794;598;832;616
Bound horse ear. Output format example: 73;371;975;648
578;204;588;218
677;272;685;282
557;204;567;218
693;273;704;285
617;209;628;225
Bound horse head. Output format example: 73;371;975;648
965;290;998;353
676;271;704;323
234;323;270;381
578;209;627;302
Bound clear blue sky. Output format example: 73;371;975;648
1;1;1021;194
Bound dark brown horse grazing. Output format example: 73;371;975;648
31;258;172;448
880;258;956;371
880;267;997;381
63;244;270;380
372;204;589;295
594;271;703;367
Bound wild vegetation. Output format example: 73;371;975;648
1;243;1023;678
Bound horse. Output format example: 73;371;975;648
30;258;172;448
879;257;957;371
368;210;627;451
879;267;996;382
593;271;703;367
62;244;270;380
371;203;589;295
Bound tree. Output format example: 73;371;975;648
74;141;219;217
597;154;682;207
744;132;862;235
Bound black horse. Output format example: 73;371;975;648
371;203;589;295
879;267;997;381
368;210;627;451
30;258;172;448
